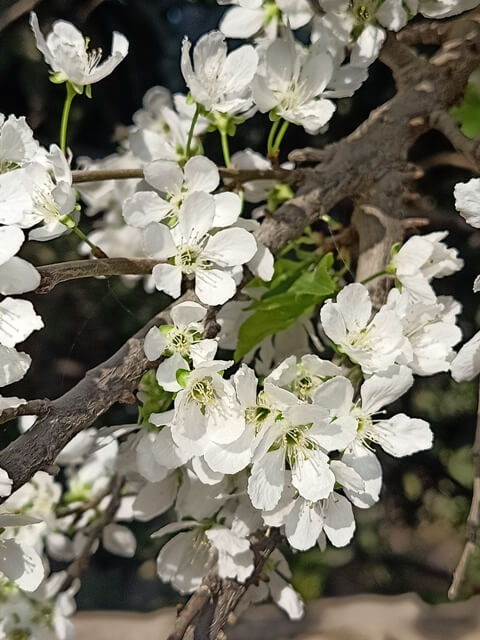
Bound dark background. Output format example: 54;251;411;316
1;0;480;612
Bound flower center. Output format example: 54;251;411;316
190;378;216;406
175;245;203;274
33;185;60;224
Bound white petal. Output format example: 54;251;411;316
285;498;324;551
451;330;480;382
324;492;355;547
143;326;167;360
373;414;433;457
132;475;178;521
0;538;44;591
342;443;382;509
292;450;335;502
171;301;207;327
205;228;257;267
143;222;176;260
123;191;172;228
152;263;182;299
190;339;218;367
0;345;31;387
269;574;304;621
184;156;219;194
213;192;242;227
102;523;136;557
360;365;413;414
0;226;24;265
248;447;285;510
144;160;184;194
179;192;215;244
0;468;12;497
195;268;236;305
0;257;40;295
220;7;265;39
156;353;189;392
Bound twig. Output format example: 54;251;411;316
420;151;480;174
167;528;281;640
430;111;480;172
36;258;160;293
0;0;42;31
448;381;480;599
0;398;50;426
60;475;124;591
71;167;295;185
56;482;115;518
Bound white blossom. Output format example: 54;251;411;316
30;12;128;89
391;231;463;303
320;283;407;374
125;155;241;228
181;31;258;117
252;33;336;134
143;192;257;305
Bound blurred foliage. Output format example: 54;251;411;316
1;0;480;613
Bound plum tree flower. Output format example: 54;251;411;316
247;390;356;510
30;12;128;91
390;231;463;303
252;32;336;135
124;155;241;229
386;288;462;376
219;0;313;40
0;114;39;172
170;360;246;459
320;283;407;374
144;301;218;392
181;31;258;118
143;192;257;305
0;512;44;591
313;366;433;507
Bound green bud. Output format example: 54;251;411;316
176;368;190;388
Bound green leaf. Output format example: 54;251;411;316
137;369;174;426
235;254;336;360
451;82;480;139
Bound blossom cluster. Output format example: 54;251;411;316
0;1;478;638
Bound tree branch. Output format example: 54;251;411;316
60;475;124;592
36;258;160;293
0;292;195;495
448;381;480;599
0;399;51;425
430;110;480;172
167;529;282;640
71;167;295;185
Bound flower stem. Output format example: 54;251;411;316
185;104;200;159
361;270;389;285
220;129;231;168
271;120;290;155
60;83;77;154
62;215;108;259
267;118;280;156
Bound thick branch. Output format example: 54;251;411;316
36;258;160;293
0;293;194;494
448;382;480;599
